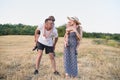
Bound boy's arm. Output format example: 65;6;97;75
53;37;58;50
34;28;40;42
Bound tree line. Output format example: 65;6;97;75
0;24;36;35
0;24;120;41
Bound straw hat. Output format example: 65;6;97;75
67;16;81;25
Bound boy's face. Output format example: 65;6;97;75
45;20;54;30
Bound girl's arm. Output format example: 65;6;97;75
64;30;69;47
72;28;81;41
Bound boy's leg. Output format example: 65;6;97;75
49;53;60;75
35;50;43;70
34;49;43;75
45;46;56;72
45;45;60;75
49;53;56;72
34;42;44;75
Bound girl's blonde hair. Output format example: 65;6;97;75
77;25;82;41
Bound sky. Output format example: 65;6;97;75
0;0;120;33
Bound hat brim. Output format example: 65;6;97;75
67;17;72;20
67;17;81;25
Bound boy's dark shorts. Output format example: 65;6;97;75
37;42;54;54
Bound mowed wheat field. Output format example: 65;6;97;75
0;35;120;80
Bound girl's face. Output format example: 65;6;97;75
67;20;78;29
68;20;74;26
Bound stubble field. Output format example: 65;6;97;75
0;35;120;80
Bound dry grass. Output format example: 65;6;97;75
0;35;120;80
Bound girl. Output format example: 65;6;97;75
64;16;82;78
